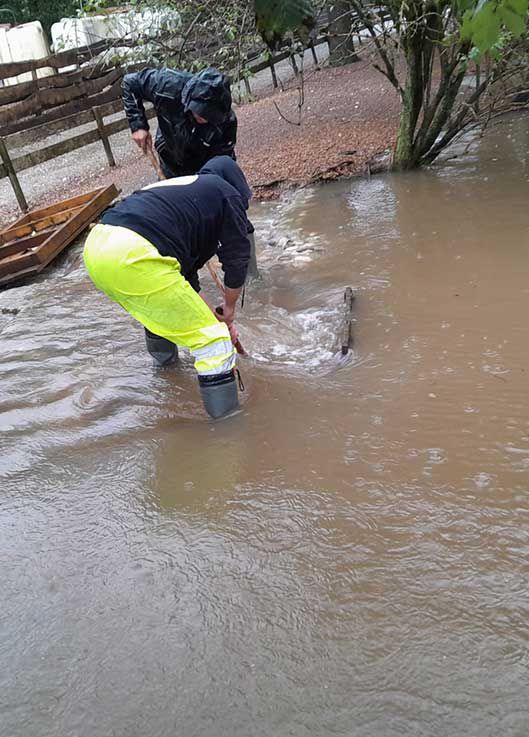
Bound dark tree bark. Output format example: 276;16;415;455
328;1;359;66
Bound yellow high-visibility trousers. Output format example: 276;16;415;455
83;223;235;376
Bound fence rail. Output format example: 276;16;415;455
0;38;115;78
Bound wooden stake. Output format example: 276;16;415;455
92;106;115;168
0;137;28;212
340;286;355;354
207;261;247;356
207;260;225;295
269;58;278;88
146;140;165;180
309;42;319;67
243;75;252;98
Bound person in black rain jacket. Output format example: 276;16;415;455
122;66;237;178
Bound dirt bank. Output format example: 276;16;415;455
238;59;400;198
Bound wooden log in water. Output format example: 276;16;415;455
340;286;355;355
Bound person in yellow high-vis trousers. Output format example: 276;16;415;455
83;156;251;419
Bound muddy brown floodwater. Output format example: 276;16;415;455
1;114;529;737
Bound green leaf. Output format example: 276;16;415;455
460;8;475;39
507;0;529;15
255;0;316;49
472;2;502;50
499;4;526;34
456;0;477;12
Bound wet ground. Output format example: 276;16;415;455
1;114;529;736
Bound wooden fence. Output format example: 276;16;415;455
0;35;329;213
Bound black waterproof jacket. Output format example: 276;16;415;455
122;67;237;177
100;174;250;291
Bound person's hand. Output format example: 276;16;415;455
217;303;235;325
131;129;152;153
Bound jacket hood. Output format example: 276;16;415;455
198;156;252;209
181;68;232;126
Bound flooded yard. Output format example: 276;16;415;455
1;115;529;736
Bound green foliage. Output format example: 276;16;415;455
460;0;528;51
14;0;80;33
255;0;316;49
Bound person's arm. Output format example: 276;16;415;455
122;68;161;152
210;113;238;159
219;286;243;325
217;195;251;323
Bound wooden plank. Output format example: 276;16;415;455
17;191;101;225
0;185;118;285
245;35;328;75
340;286;355;354
0;36;154;80
249;49;291;75
0;64;117;106
35;184;119;267
104;115;133;137
0;249;40;279
0;106;156;179
0;68;122;125
10;128;102;173
0;263;42;286
0;232;49;259
6;108;95;150
1;80;123;136
6;98;147;149
0;79;35;106
0;207;82;244
0;211;31;233
39;67;122;109
0;39;112;79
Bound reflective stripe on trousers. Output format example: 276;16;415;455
83;223;235;376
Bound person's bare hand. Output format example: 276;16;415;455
218;303;235;325
131;129;152;153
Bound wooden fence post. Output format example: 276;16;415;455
0;137;28;212
309;41;319;67
243;75;252;98
269;58;278;88
92;106;115;168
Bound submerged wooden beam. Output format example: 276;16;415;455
340;286;355;355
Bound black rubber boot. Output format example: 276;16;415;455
144;328;178;367
198;370;239;419
246;231;260;279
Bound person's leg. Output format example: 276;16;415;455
144;327;178;367
84;224;239;417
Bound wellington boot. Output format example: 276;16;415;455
198;370;239;419
144;328;178;367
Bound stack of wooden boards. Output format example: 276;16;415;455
0;185;118;287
